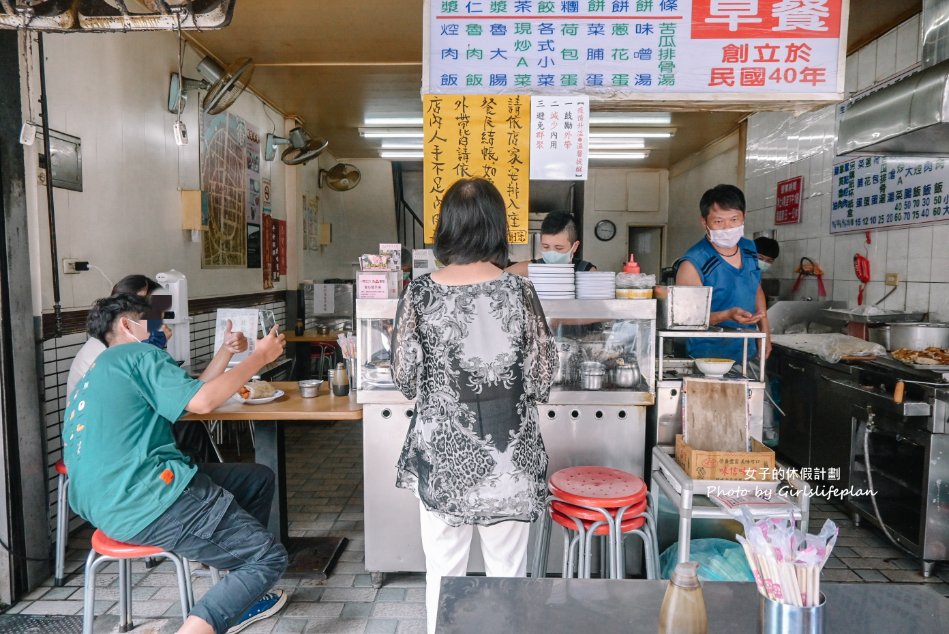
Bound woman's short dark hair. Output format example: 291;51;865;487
112;274;161;297
433;178;509;267
87;293;150;345
699;184;746;217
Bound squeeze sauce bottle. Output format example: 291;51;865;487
623;254;641;274
658;561;708;634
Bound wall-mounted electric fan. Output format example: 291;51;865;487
320;163;362;191
265;127;328;166
167;55;253;115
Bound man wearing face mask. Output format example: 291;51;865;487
675;184;770;361
507;211;597;275
754;236;781;301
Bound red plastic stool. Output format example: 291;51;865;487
54;459;69;587
532;466;658;580
82;530;192;634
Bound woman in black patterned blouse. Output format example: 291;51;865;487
391;177;556;633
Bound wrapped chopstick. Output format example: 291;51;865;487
737;510;837;607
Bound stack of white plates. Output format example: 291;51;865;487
528;263;576;299
575;271;616;299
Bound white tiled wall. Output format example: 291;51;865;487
745;15;949;320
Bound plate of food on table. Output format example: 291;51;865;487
233;380;284;404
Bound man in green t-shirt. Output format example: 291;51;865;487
63;294;288;634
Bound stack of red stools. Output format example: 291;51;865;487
531;466;659;579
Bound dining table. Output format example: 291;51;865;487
181;380;362;579
436;577;949;632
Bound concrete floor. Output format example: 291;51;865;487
4;420;948;632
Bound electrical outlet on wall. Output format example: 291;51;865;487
884;272;900;287
63;258;81;274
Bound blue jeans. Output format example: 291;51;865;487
128;463;288;633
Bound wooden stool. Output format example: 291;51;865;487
82;530;192;633
54;459;69;587
532;466;659;579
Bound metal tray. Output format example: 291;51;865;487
821;308;925;324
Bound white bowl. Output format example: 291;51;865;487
694;358;735;377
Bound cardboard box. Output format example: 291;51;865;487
357;271;400;299
674;434;775;481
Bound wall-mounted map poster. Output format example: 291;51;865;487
201;112;252;268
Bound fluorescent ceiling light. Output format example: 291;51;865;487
589;129;674;139
589;151;650;159
380;151;424;159
364;117;424;126
589;140;646;150
360;128;425;138
589;112;671;125
381;140;424;149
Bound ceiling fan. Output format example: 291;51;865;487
265;127;328;166
320;163;362;192
167;55;254;115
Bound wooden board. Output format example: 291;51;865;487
683;378;748;452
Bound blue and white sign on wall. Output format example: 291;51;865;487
830;156;949;234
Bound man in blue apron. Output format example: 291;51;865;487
675;184;771;363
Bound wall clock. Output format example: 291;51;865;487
594;219;616;241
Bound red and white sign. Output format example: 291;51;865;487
775;175;804;224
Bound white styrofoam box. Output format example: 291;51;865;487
874;28;899;82
929;283;949;321
856;43;878;92
905;282;931;314
895;15;921;72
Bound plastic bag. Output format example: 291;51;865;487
770;333;885;364
659;538;755;582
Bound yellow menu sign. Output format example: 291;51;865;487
423;94;529;244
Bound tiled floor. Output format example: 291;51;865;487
4;420;948;633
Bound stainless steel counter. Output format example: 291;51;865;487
436;578;949;633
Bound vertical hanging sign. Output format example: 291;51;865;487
423;94;530;244
529;95;589;180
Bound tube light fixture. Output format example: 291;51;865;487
380;140;425;149
589;139;646;150
589;129;674;139
364;117;424;126
360;128;425;138
588;151;650;159
380;151;424;159
589;112;672;125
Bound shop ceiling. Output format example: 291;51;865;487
191;0;920;168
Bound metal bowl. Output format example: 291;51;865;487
298;379;323;398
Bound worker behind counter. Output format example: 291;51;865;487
675;184;771;362
506;211;597;275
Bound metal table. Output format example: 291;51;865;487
436;577;949;633
182;381;362;579
650;445;810;564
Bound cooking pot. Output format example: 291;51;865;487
579;361;606;390
886;322;949;351
610;361;641;388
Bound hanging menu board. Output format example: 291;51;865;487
423;94;530;244
424;0;846;101
830;156;949;234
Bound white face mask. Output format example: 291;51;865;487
124;319;144;344
758;260;772;273
707;224;744;249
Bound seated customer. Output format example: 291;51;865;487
507;211;597;274
63;294;289;634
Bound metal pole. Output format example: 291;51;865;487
37;33;61;338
